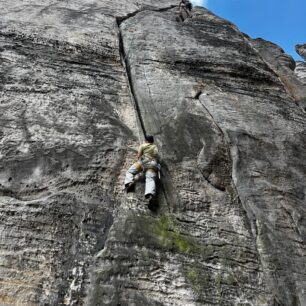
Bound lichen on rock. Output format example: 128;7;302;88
0;1;306;306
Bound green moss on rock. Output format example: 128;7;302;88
153;214;195;253
186;268;210;295
131;213;215;259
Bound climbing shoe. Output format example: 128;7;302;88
125;182;135;193
145;194;157;211
145;194;154;202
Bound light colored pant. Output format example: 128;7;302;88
125;158;157;197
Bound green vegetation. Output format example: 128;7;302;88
145;213;216;259
132;213;241;299
186;268;210;295
153;214;194;253
185;270;237;303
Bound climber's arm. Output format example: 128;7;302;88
137;144;144;160
136;152;142;160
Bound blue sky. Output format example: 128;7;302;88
191;0;305;60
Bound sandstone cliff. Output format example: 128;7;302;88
0;1;306;306
295;44;306;85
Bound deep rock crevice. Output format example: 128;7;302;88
197;92;256;232
116;9;182;214
1;2;306;305
116;19;147;136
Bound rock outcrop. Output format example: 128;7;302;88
250;38;306;110
295;62;306;84
295;44;306;85
0;2;306;306
296;44;306;60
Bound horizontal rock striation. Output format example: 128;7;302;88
295;62;306;84
0;1;306;306
0;0;146;304
106;9;306;306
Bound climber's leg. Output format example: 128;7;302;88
144;169;157;198
125;162;142;190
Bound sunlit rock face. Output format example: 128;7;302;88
295;62;306;84
296;44;306;60
250;38;306;109
1;2;306;306
295;44;306;85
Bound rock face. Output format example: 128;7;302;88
0;2;306;306
250;38;306;109
295;44;306;85
295;62;306;84
296;44;306;60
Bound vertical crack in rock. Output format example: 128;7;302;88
197;92;257;235
196;93;237;186
116;18;147;136
281;205;304;240
115;5;177;136
0;9;138;304
196;93;270;304
116;9;180;212
3;3;306;305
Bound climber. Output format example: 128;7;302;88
124;135;159;202
178;0;193;19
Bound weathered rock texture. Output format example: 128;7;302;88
295;44;306;85
0;1;306;306
250;38;306;109
295;62;306;84
296;44;306;60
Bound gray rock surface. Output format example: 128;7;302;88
295;44;306;84
296;44;306;60
0;2;306;306
250;38;306;110
295;62;306;84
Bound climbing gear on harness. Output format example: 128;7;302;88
140;156;158;171
125;137;160;199
134;161;143;171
